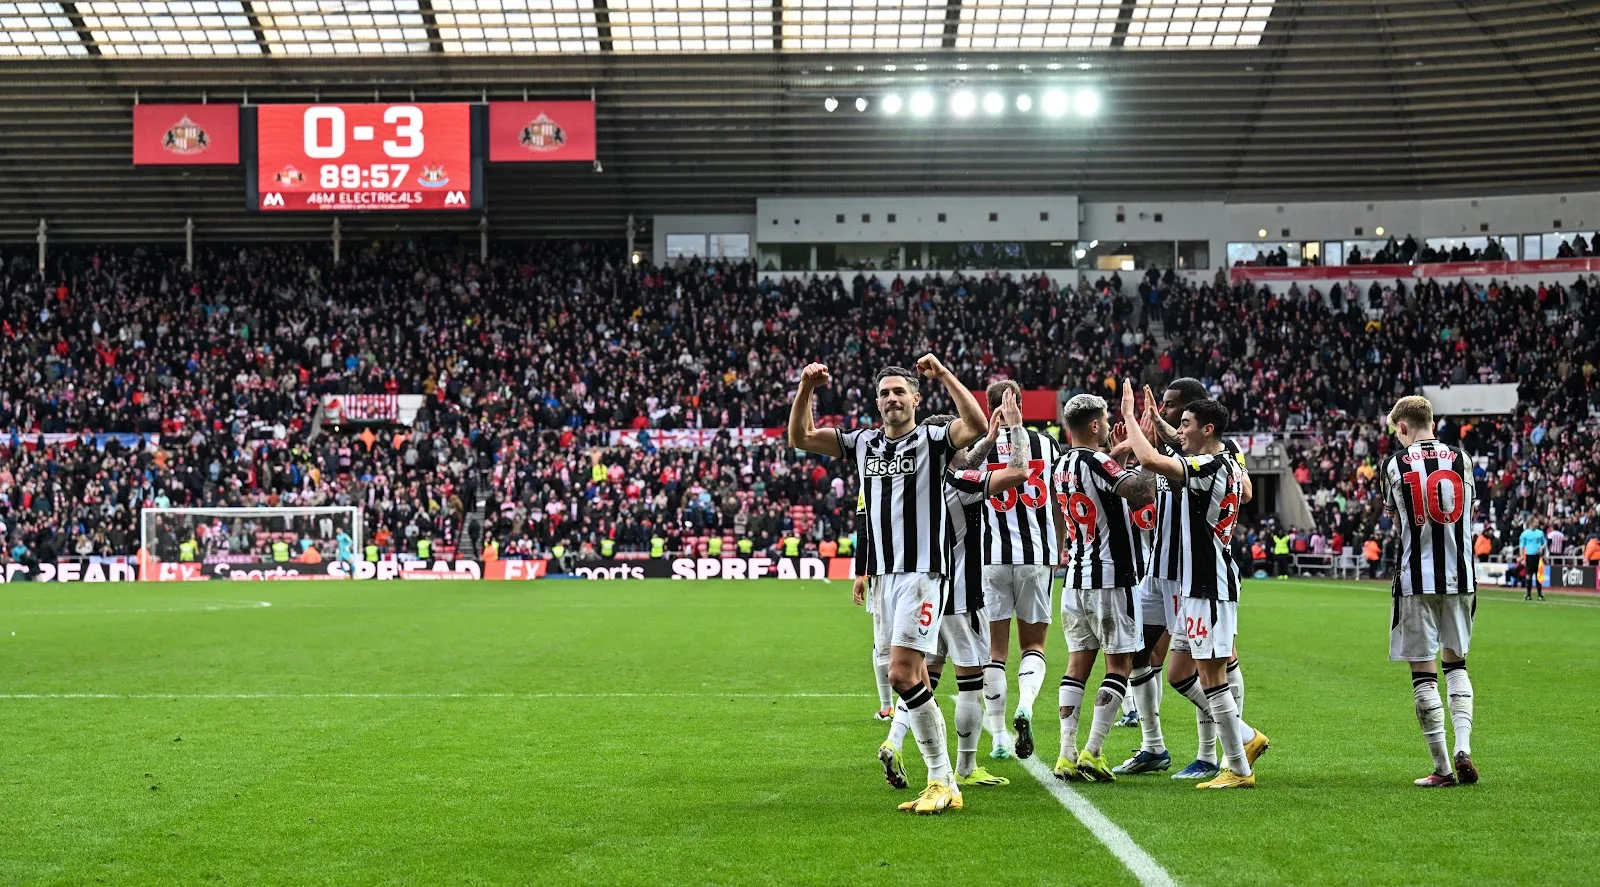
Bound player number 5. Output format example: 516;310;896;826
917;601;934;627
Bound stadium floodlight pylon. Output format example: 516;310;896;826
138;506;362;579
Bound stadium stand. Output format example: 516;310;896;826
0;243;1596;568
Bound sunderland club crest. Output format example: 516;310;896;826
518;113;567;152
162;115;211;155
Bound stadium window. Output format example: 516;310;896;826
1116;212;1125;223
1039;211;1049;222
665;234;708;259
1281;229;1290;237
1523;235;1540;260
887;213;897;223
862;214;871;223
709;233;750;259
1153;213;1163;223
1322;241;1343;266
938;213;947;223
989;212;999;222
836;214;845;224
1177;240;1210;270
1353;227;1364;236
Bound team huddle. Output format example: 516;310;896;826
789;357;1480;813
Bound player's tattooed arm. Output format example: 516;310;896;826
1121;379;1186;484
1142;384;1182;449
986;390;1030;494
951;410;1002;472
1118;469;1158;508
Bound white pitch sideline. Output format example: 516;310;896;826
1019;756;1181;887
0;691;871;700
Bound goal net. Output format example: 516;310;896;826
139;506;363;577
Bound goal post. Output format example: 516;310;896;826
139;506;363;577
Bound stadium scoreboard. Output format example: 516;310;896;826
245;103;485;212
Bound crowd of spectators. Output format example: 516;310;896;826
0;241;1596;565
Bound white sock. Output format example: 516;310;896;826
983;660;1009;741
1121;691;1137;715
1086;673;1129;757
1058;676;1085;760
1444;662;1473;757
873;653;892;711
1017;650;1046;714
1227;659;1244;717
1131;665;1166;754
1173;675;1218;764
1206;685;1252;776
886;701;910;750
1413;672;1452;775
900;681;953;785
955;674;984;778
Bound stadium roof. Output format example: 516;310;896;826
2;0;1599;242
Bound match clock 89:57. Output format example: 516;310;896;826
253;102;474;212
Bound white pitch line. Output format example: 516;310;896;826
1019;756;1180;887
0;691;873;700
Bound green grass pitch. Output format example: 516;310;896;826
2;576;1598;886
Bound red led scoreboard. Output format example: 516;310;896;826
246;103;484;212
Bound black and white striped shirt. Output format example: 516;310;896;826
943;469;990;615
1151;450;1244;601
1381;440;1477;597
1051;447;1147;590
977;429;1060;567
1150;438;1244;585
838;423;957;576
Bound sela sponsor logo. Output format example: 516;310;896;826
864;454;916;477
572;564;646;581
670;557;826;580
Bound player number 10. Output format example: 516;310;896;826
303;106;424;159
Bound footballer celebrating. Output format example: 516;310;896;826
789;355;986;814
1381;395;1479;787
1120;380;1268;789
1048;393;1155;783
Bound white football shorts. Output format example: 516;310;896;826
1061;586;1142;655
1137;573;1167;627
938;608;992;668
1178;597;1238;660
1390;593;1475;662
873;571;944;663
1147;577;1188;651
983;564;1054;625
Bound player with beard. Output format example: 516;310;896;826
878;391;1028;793
790;355;986;814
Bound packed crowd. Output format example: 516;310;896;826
0;242;1595;562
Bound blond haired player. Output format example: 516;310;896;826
1381;395;1479;788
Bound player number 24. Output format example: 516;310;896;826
988;459;1048;511
1400;469;1465;525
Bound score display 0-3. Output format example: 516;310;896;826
245;103;485;212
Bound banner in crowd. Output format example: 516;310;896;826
132;104;240;166
1230;257;1600;284
487;101;597;163
321;395;426;427
1419;383;1520;417
1;432;161;452
606;428;783;449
